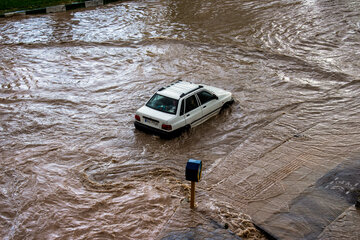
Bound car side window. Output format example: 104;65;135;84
197;91;216;105
185;95;199;113
179;99;184;116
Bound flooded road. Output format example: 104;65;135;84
1;0;360;239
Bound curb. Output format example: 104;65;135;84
0;0;121;18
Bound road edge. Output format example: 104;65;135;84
0;0;122;18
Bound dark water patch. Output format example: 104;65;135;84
260;157;360;240
316;159;360;204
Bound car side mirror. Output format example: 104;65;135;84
213;95;218;100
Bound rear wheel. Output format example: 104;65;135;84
179;124;191;134
177;125;191;137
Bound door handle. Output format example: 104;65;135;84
186;114;190;117
203;106;207;108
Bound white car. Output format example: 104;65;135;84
134;80;234;138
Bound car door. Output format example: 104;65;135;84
183;94;203;127
196;90;220;121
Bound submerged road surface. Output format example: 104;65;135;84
1;0;360;239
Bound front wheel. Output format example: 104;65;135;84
221;99;234;111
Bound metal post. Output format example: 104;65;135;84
186;159;202;209
191;181;195;209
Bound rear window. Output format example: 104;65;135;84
146;94;178;115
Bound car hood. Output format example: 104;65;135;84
136;105;175;122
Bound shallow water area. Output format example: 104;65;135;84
1;0;360;239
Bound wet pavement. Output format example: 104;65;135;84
318;205;360;240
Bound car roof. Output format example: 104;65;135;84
157;80;202;100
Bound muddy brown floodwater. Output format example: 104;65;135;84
1;0;360;239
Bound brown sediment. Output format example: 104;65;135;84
1;0;360;239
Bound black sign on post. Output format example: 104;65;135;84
186;159;202;182
185;159;202;209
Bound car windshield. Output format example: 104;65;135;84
146;94;178;115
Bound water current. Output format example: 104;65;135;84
1;0;360;239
